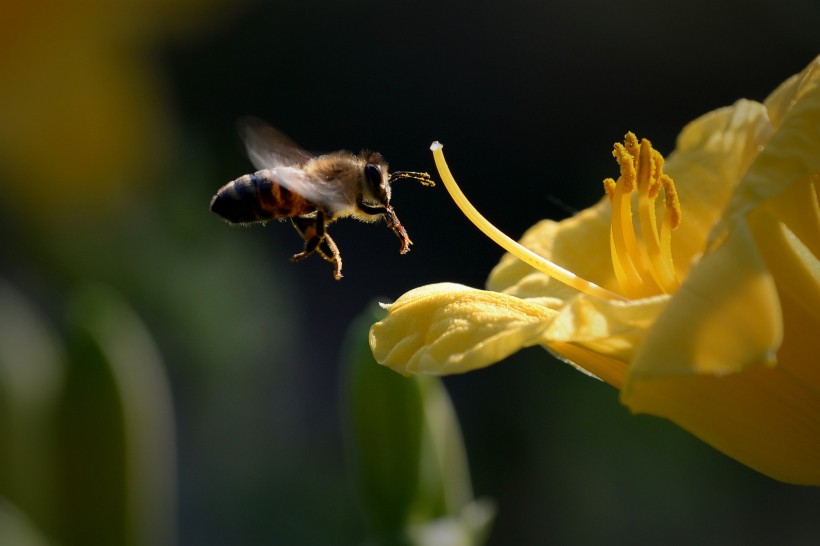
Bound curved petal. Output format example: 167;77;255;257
370;283;560;376
538;294;669;389
763;55;820;129
543;342;631;390
761;66;820;257
708;56;820;254
749;210;820;395
764;175;820;260
627;220;782;379
623;363;820;485
621;221;820;484
665;99;772;270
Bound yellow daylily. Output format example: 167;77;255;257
0;0;230;225
370;56;820;485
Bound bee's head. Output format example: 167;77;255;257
361;151;392;206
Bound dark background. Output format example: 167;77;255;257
1;0;818;544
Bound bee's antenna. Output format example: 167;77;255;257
389;171;436;187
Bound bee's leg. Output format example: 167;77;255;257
315;237;336;263
290;216;323;261
383;205;412;254
290;211;343;280
290;216;321;254
290;216;334;262
320;233;343;280
356;199;412;254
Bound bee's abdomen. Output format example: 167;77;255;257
210;170;315;223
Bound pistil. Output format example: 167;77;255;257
431;142;628;301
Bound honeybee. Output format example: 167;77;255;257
210;118;435;280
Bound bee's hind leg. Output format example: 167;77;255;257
290;213;343;280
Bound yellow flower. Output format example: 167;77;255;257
0;0;230;225
370;56;820;485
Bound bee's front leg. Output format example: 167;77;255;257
356;198;411;255
383;205;412;254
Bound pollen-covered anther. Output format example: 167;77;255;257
648;150;665;199
603;178;617;200
623;131;640;158
605;132;681;297
661;174;681;230
612;143;637;192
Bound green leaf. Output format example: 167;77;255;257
0;280;64;540
58;285;176;546
341;303;496;546
0;497;53;546
342;304;425;544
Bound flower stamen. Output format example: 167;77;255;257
605;133;681;296
605;139;657;298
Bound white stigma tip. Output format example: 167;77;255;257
430;141;443;151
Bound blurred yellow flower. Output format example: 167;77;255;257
0;0;230;225
370;56;820;485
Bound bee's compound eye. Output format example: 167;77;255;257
364;163;382;189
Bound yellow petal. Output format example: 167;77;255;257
764;175;820;260
763;55;820;129
538;294;669;388
369;283;559;376
627;219;781;379
749;210;820;394
624;363;820;485
543;341;632;390
664;99;771;271
708;56;820;253
622;221;820;484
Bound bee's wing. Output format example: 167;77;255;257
238;116;315;170
273;167;350;215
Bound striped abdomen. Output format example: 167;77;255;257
210;169;316;223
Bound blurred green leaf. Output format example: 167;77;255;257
414;376;471;518
341;304;495;546
58;285;176;546
0;498;53;546
342;304;426;544
410;378;496;546
0;280;64;540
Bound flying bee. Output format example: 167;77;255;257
210;117;435;280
